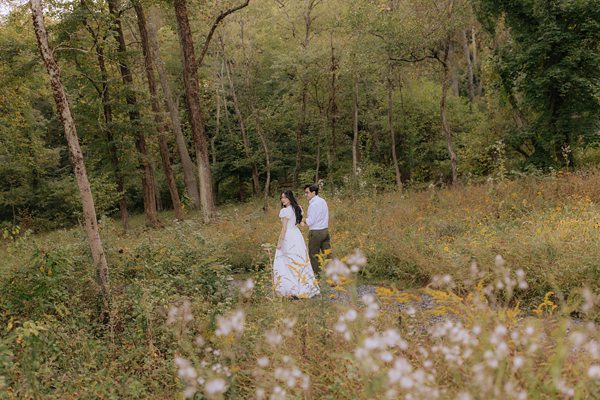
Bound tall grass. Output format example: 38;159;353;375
1;171;599;398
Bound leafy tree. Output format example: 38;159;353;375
476;0;600;168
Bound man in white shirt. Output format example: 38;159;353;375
302;183;330;276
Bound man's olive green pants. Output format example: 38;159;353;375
308;228;331;276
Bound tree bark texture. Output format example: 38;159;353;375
174;0;216;222
31;0;110;298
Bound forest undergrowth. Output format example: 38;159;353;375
1;172;600;398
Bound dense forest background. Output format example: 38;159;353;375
1;0;598;230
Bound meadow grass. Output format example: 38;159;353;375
1;171;599;398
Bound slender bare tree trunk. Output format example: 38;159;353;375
238;23;271;211
97;48;129;231
471;27;482;97
387;74;403;190
212;78;220;167
440;39;458;186
461;29;475;103
80;1;129;231
224;59;260;195
252;109;271;211
107;0;159;226
448;41;459;97
174;0;215;222
328;32;338;174
147;10;200;209
31;0;110;299
315;127;321;183
352;75;359;178
293;0;317;186
134;1;183;220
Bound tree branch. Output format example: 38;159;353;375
195;0;250;71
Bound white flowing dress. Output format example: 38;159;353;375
273;206;320;298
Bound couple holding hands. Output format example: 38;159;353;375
273;184;330;299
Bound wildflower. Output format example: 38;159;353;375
582;287;598;313
282;318;297;336
495;254;505;268
215;309;245;337
325;258;351;284
257;357;270;368
457;392;471;400
240;278;255;298
265;329;283;346
195;335;205;347
270;386;286;400
175;356;197;380
167;300;193;325
569;331;587;347
555;379;574;397
588;365;600;379
362;294;380;320
204;378;227;396
183;387;197;398
347;249;367;272
256;388;266;400
431;274;454;288
513;356;525;370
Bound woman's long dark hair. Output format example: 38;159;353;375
281;190;303;225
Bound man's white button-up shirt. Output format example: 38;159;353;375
305;195;329;230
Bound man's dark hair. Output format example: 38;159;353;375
304;183;319;195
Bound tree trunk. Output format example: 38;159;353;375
212;75;220;166
134;1;183;220
293;0;315;186
225;59;260;195
31;0;110;298
97;46;129;231
448;41;459;97
387;74;403;190
440;39;458;186
352;76;359;178
147;9;200;209
80;1;129;231
315;126;321;183
328;32;338;174
295;80;308;186
253;108;271;212
107;0;159;226
471;27;482;97
238;23;271;211
173;0;215;222
461;29;475;104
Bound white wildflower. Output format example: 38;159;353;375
204;378;227;396
167;300;193;325
589;365;600;379
240;278;255;298
270;385;286;400
457;392;471;400
175;356;197;380
495;254;505;268
215;309;245;337
362;294;380;319
347;249;367;273
569;331;587;347
257;357;270;368
513;356;525;370
265;329;283;346
325;258;351;284
183;387;197;398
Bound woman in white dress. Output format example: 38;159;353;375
273;190;320;298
